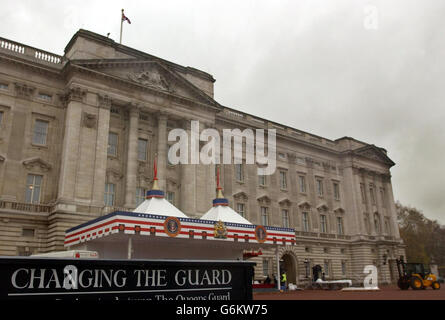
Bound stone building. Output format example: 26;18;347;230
0;29;405;285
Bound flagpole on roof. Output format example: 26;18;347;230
120;9;124;44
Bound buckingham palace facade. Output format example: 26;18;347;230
0;29;405;285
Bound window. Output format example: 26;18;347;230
278;152;286;160
32;120;48;145
298;175;306;193
104;183;115;206
110;106;120;114
374;213;381;233
260;207;269;226
380;188;386;207
166;191;175;205
316;178;324;197
262;258;270;276
0;111;3;127
235;164;244;182
22;228;35;237
0;83;8;90
25;174;42;204
282;209;289;228
333;182;340;200
107;132;118;156
302;212;309;232
236;203;245;218
136;187;146;206
279;171;287;189
341;261;347;275
137;139;148;161
370;186;376;205
258;174;266;186
337;217;344;235
324;260;330;277
320;214;327;233
38;93;52;101
360;183;366;204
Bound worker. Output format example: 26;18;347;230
280;270;287;292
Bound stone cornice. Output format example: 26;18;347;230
343;145;395;167
351;165;391;181
22;157;52;172
106;168;123;181
233;191;248;201
278;198;292;207
257;195;271;205
316;203;329;211
298;200;311;209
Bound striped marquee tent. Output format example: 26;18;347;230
64;168;296;288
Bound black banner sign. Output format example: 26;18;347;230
0;257;255;300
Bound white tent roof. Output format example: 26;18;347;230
200;205;253;225
133;196;189;218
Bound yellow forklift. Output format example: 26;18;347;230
396;256;441;290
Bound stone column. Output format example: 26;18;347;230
341;164;366;239
156;113;168;190
383;174;400;239
286;153;297;228
305;157;318;231
196;122;216;214
179;120;196;217
57;87;86;203
124;104;139;208
91;94;111;208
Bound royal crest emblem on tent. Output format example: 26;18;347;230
255;225;267;243
214;220;228;239
164;216;181;237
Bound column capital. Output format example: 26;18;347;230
286;153;297;162
127;102;141;117
98;94;112;110
157;112;168;122
62;86;87;105
14;82;35;100
181;118;193;130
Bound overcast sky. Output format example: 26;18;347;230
2;0;444;224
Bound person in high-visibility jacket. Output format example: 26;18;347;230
280;271;287;291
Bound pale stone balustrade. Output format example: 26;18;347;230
0;37;63;65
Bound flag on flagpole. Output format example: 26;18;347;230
122;10;131;24
120;9;131;44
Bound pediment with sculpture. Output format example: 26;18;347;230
71;59;218;108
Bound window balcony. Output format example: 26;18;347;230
0;200;52;213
